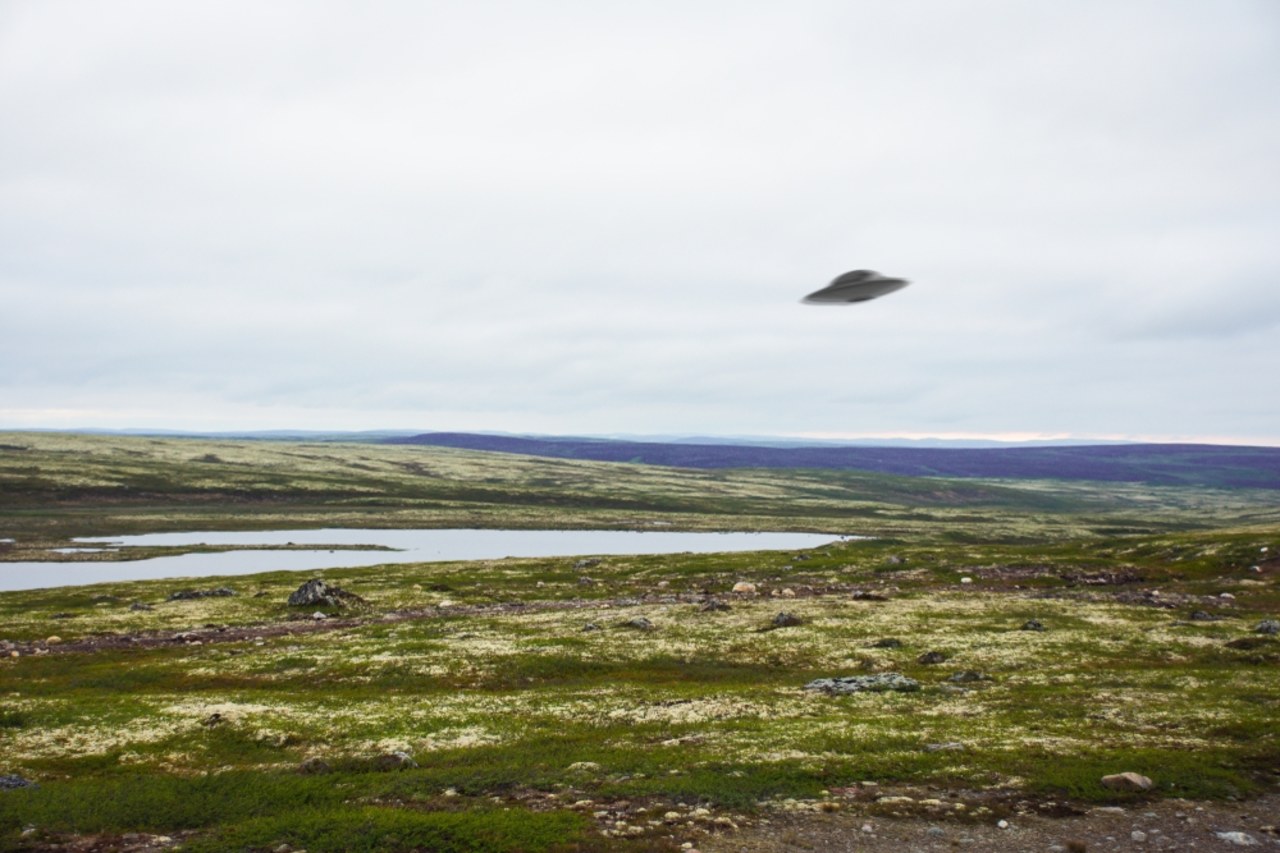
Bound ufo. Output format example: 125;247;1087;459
802;270;909;304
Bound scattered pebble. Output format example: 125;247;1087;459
1216;830;1260;846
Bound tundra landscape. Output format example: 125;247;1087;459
0;432;1277;852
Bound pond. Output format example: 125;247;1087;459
0;528;847;591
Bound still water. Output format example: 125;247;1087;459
0;528;844;592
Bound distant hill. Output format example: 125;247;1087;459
386;433;1280;489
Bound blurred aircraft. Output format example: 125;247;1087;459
802;270;909;304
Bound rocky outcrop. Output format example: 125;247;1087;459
287;579;365;608
804;673;920;695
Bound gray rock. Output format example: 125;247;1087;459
804;673;920;695
767;612;803;630
167;587;236;601
619;617;655;631
1254;619;1280;635
699;599;731;612
1215;831;1260;846
128;602;153;612
573;558;601;570
1020;619;1045;631
1188;610;1217;621
0;774;35;790
287;579;365;608
917;651;947;664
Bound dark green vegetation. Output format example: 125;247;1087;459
0;432;1277;850
390;432;1280;490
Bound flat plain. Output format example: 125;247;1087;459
0;433;1277;852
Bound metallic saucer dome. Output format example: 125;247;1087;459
802;270;909;304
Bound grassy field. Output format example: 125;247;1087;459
0;433;1277;851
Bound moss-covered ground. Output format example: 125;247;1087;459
0;434;1277;851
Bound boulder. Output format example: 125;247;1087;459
804;673;920;695
1255;619;1280;635
287;579;365;608
1100;772;1153;792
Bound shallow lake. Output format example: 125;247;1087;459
0;529;845;592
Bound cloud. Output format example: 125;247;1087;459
2;1;1278;441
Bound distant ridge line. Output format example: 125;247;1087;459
385;433;1280;489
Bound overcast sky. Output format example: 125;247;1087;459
3;1;1277;444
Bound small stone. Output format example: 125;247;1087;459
373;750;417;770
310;611;327;621
731;581;758;594
861;823;874;833
1218;592;1236;600
200;712;225;727
960;577;973;584
581;622;601;632
1254;619;1280;635
851;590;889;601
619;617;655;631
1188;610;1216;621
129;602;153;612
948;670;992;683
1020;619;1045;631
1131;830;1147;842
768;612;803;629
917;650;947;664
926;826;945;837
44;636;61;645
1100;772;1153;792
699;599;731;612
997;819;1009;829
0;774;36;790
1215;831;1260;846
870;637;902;648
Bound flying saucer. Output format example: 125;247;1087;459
802;270;909;304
